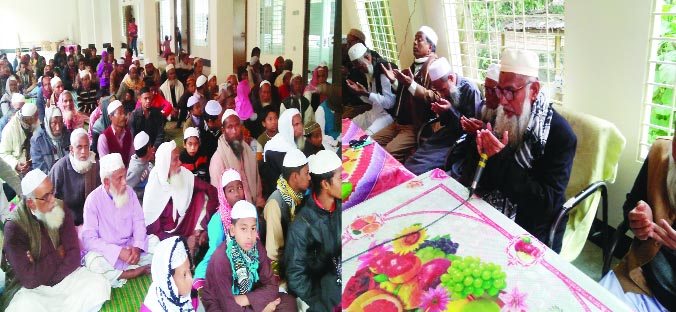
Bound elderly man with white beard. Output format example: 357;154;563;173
82;153;155;288
144;141;218;257
468;48;576;253
598;134;676;311
49;128;101;227
403;57;482;175
1;169;110;311
0;102;40;177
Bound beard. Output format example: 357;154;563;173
70;152;95;174
62;109;73;122
169;169;184;189
228;140;244;159
481;105;497;122
494;91;532;149
110;183;129;208
667;152;676;211
33;201;65;230
367;63;374;76
448;88;460;109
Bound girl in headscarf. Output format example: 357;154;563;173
30;106;70;173
193;169;245;289
235;74;253;120
141;236;198;312
303;62;329;110
56;91;85;130
200;201;297;311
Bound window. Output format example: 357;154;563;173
193;0;208;46
639;0;676;158
260;0;285;55
355;0;399;66
160;0;172;42
442;0;565;103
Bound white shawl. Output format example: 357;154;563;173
263;108;300;162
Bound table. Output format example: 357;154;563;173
342;170;631;312
342;119;415;210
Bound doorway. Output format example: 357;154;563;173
233;0;247;73
175;0;190;55
304;0;336;82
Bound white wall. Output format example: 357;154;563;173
0;0;80;49
563;0;653;227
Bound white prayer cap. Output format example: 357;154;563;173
500;48;539;78
22;169;48;196
7;76;17;82
290;74;302;83
318;61;328;68
486;63;501;82
231;200;257;220
220;169;242;188
70;128;88;146
107;100;123;116
204;99;222;116
144;59;153;66
183;127;200;141
207;73;215;81
196;75;207;88
187;95;200;108
20;102;37;117
133;131;150;150
428;57;453;82
418;26;439;46
129;64;137;71
50;76;62;88
117;58;125;65
99;153;125;181
308;150;341;174
165;64;175;71
46;106;62;118
79;69;91;79
283;148;308;168
259;80;271;88
221;108;239;124
348;43;367;61
194;57;201;63
11;93;25;104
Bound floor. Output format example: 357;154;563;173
571;240;621;282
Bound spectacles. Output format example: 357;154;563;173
495;82;532;102
35;190;55;202
484;86;497;97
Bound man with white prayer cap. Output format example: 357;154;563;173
159;63;184;116
195;74;208;107
183;95;202;130
210;109;265;208
143;60;161;88
281;74;314;126
82;153;156;288
464;48;576;253
110;58;126;95
76;67;99;114
30;106;70;174
247;79;278;138
2;169;111;311
48;76;64;108
144;141;218;257
49;128;101;226
404;56;482;175
200;99;223;161
0;102;39;177
0;92;26;132
346;42;397;135
115;62;144;101
263;148;310;276
126;131;155;203
98;99;135;166
262;108;304;198
372;25;442;163
285;150;341;310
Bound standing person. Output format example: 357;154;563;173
162;35;173;59
97;51;113;97
128;18;139;57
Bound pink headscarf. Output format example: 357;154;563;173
217;168;247;230
235;79;253;120
304;64;329;103
56;92;84;130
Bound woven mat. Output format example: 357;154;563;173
100;274;152;312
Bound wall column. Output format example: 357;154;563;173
141;0;159;63
209;0;234;79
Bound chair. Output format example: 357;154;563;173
547;106;626;264
602;220;629;276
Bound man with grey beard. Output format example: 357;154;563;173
404;57;482;175
210;109;265;209
471;49;576;253
82;153;155;289
49;128;101;226
599;134;676;311
2;169;110;311
0;102;40;177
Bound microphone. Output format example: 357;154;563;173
468;152;488;198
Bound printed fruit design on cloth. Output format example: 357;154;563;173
347;289;404;312
349;214;383;238
514;236;541;263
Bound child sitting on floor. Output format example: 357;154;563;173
302;120;324;157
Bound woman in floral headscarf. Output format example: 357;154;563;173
56;91;84;130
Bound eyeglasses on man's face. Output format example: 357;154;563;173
495;82;532;102
35;189;55;202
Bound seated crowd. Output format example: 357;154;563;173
344;26;676;312
0;44;341;311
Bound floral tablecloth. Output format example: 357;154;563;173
342;119;416;211
342;169;631;312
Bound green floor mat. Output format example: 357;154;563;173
100;274;152;312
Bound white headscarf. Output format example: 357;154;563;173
143;141;195;227
263;108;300;162
143;236;194;312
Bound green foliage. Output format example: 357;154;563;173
648;2;676;143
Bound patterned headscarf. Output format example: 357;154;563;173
143;237;194;312
217;168;245;230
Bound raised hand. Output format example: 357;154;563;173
628;200;654;240
476;123;508;158
380;63;396;83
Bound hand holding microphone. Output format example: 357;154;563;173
470;123;509;198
